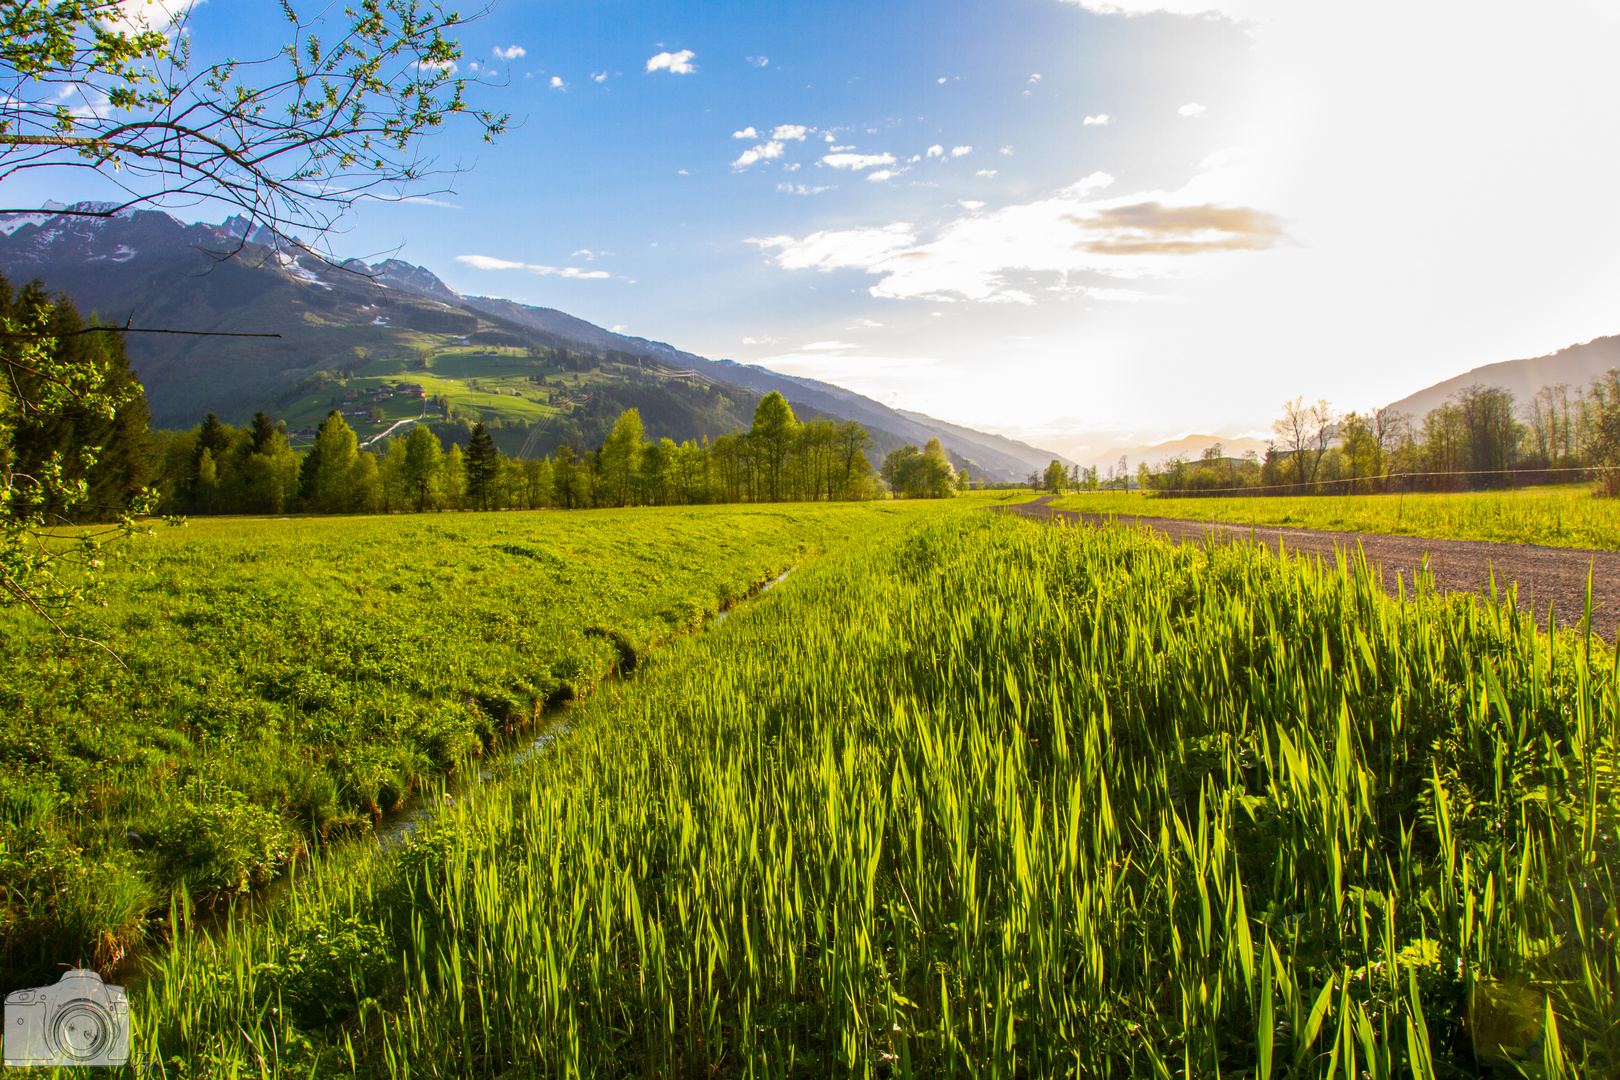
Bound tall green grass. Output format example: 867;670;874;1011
130;507;1616;1077
0;502;908;988
1050;486;1620;550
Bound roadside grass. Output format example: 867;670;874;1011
0;501;910;989
131;502;1617;1076
1050;485;1620;550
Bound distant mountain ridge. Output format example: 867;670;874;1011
1383;335;1620;419
0;204;1076;480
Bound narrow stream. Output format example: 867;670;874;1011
374;564;793;849
110;566;798;987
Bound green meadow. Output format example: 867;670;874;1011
4;497;1604;1077
0;495;1613;1075
1;500;939;988
1050;486;1620;551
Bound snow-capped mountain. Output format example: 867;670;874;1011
0;205;1076;478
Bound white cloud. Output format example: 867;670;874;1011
678;169;689;175
801;340;860;350
937;77;947;84
747;223;917;272
456;255;612;279
999;146;1014;155
647;50;696;74
592;72;608;82
823;132;837;143
414;58;457;75
550;76;565;89
772;124;809;141
1029;73;1042;83
492;45;526;60
457;254;525;271
783;162;801;171
822;152;897;170
747;56;769;67
951;145;972;157
829;144;855;152
1178;102;1207;117
777;183;833;195
733;141;786;168
958;200;985;210
1084;114;1112;125
975;169;998;177
867;170;896;182
732;126;758;139
926;144;945;158
744;172;1288;305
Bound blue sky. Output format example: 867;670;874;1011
23;1;1620;458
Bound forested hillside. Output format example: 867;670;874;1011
0;206;1072;481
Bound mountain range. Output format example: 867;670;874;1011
5;203;1614;482
0;204;1076;482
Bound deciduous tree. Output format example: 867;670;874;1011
750;392;798;501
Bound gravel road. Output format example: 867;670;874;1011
996;495;1620;636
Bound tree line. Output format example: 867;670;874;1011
155;391;899;515
1136;375;1620;497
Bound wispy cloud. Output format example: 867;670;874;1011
746;55;769;67
778;183;833;195
647;50;697;74
492;45;526;60
733;141;785;168
999;146;1014;155
975;169;998;177
456;254;612;279
823;152;897;171
1083;114;1111;125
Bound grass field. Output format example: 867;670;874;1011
1050;485;1620;550
1;499;968;989
107;501;1616;1077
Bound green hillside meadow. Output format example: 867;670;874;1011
2;498;1610;1076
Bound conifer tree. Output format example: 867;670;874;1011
464;422;499;510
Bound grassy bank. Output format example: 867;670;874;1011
1050;486;1620;550
129;503;1616;1076
0;500;950;989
